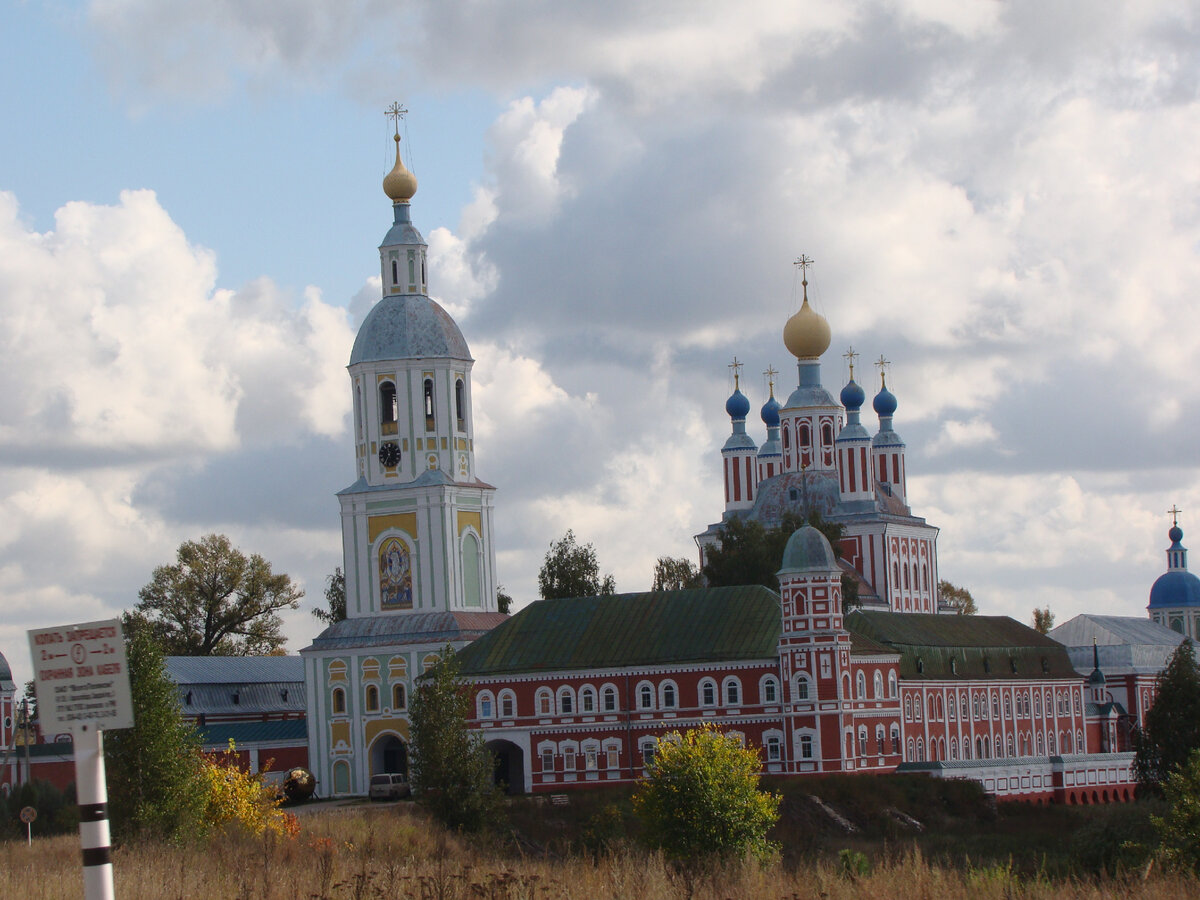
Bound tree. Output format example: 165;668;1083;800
312;566;346;626
408;647;501;832
1031;607;1055;634
652;556;705;591
703;512;859;608
939;580;978;615
1135;640;1200;792
135;533;303;655
538;530;616;599
105;620;207;839
496;586;513;615
633;725;780;864
1153;747;1200;872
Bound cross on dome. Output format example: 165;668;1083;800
729;356;743;390
1169;505;1182;527
843;346;859;379
764;364;778;396
875;354;891;388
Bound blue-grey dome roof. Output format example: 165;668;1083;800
1170;524;1184;543
350;295;471;365
779;525;838;573
1149;570;1200;609
873;385;897;417
840;379;865;411
726;388;750;419
785;385;840;409
0;649;13;691
760;396;781;427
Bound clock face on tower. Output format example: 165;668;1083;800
378;441;401;468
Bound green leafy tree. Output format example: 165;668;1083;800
704;512;859;608
105;620;207;839
1031;607;1055;634
1135;640;1200;792
633;725;780;864
496;586;513;614
1153;747;1200;872
939;580;978;615
408;647;501;832
652;556;705;591
538;530;616;599
134;533;303;655
312;566;346;626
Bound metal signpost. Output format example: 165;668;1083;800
29;619;134;900
20;805;36;846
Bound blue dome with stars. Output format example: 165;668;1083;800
726;389;750;419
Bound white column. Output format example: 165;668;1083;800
74;726;114;900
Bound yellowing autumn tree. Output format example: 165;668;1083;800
633;726;780;863
200;742;298;838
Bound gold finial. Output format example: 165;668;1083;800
729;356;743;390
843;346;859;380
875;354;890;389
794;254;814;303
1169;505;1182;527
764;365;778;398
382;101;418;203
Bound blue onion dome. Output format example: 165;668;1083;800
760;395;781;427
1149;569;1200;608
726;388;750;419
841;378;865;411
1170;524;1184;544
873;374;897;417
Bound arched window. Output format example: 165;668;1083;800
761;677;779;704
992;696;1000;718
724;678;741;706
914;695;923;719
904;565;910;589
602;685;618;712
1035;693;1043;717
392;683;406;710
580;686;596;714
948;694;956;720
537;689;553;716
379;382;398;434
332;687;346;715
856;672;867;699
950;737;959;760
916;738;925;762
907;738;915;760
891;726;901;755
355;385;363;439
793;676;810;702
876;725;885;754
455;379;466;431
1004;695;1012;719
558;688;574;715
499;691;515;718
905;696;913;721
700;679;717;706
766;735;782;762
391;259;399;285
922;563;928;591
799;423;811;450
478;692;493;719
858;726;868;756
873;672;883;698
888;671;898;697
1037;733;1045;755
821;423;834;448
893;561;900;588
661;682;677;709
1076;730;1084;753
365;685;379;713
423;378;435;431
639;684;654;709
972;696;980;719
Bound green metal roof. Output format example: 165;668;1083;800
846;611;1078;680
455;586;782;676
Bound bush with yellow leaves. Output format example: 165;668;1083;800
200;741;299;838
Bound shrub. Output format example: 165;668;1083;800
200;741;299;838
633;725;780;864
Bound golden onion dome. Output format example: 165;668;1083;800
382;134;418;203
783;296;831;359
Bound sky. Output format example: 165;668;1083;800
2;0;1199;693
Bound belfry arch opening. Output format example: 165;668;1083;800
369;733;409;778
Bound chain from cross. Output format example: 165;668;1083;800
1169;505;1182;527
385;102;408;137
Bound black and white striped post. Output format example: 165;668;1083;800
28;619;133;900
74;723;114;900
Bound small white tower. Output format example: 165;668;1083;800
870;359;906;506
835;349;873;504
721;358;758;512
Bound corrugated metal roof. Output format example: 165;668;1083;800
166;656;304;685
302;611;507;652
455;586;782;676
1049;614;1185;649
846;611;1078;680
197;719;308;747
179;683;306;716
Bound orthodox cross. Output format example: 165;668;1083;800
794;255;814;303
875;354;890;387
385;102;408;138
729;356;743;390
1169;505;1182;527
763;364;778;397
843;346;859;379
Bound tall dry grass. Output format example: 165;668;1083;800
3;804;1197;900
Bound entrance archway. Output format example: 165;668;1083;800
486;740;525;794
369;734;409;778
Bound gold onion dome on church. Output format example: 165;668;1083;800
782;296;832;359
382;134;418;202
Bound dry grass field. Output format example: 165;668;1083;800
3;803;1199;900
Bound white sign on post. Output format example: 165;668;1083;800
29;619;133;733
28;618;133;900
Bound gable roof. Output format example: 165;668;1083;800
845;611;1078;680
302;611;508;652
165;656;305;685
455;586;783;676
1048;614;1185;674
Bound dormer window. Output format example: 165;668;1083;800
380;382;398;435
